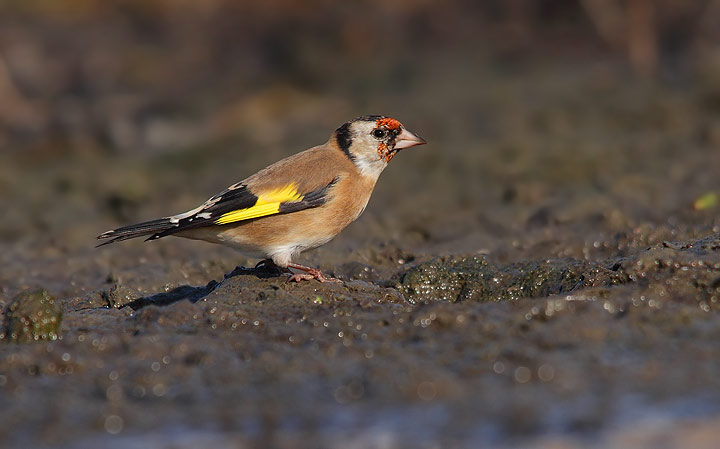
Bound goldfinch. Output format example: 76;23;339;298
97;115;426;282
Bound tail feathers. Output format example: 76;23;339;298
96;218;174;247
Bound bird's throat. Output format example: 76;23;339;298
377;142;397;163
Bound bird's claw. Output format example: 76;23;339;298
286;267;340;283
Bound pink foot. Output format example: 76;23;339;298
286;263;340;283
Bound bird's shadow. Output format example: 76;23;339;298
123;265;284;311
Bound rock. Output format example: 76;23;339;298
397;256;599;304
2;289;62;343
101;283;142;309
396;256;499;303
396;234;720;305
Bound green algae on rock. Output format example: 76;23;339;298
2;289;62;343
397;256;608;304
397;234;720;305
396;256;497;303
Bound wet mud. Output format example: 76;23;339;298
3;224;720;448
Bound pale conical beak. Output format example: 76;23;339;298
394;128;427;150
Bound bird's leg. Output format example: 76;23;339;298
286;262;340;283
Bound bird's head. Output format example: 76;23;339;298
333;115;426;179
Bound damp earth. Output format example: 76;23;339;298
2;6;720;448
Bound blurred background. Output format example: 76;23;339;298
2;0;720;250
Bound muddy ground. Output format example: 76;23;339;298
2;8;720;446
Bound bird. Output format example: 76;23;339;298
97;115;426;282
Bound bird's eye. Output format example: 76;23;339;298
372;128;387;139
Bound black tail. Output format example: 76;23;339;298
96;218;174;247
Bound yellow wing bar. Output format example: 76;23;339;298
214;184;303;225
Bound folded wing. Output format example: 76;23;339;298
145;179;337;240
